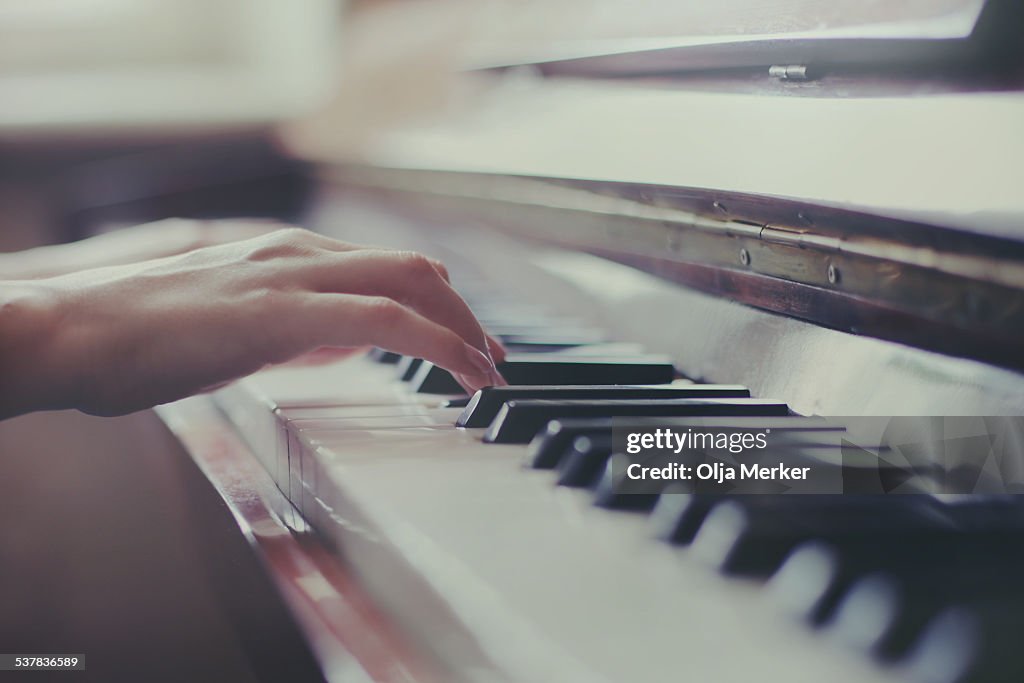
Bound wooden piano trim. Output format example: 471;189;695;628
156;396;444;683
326;166;1024;373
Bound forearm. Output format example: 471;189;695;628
0;281;71;419
0;241;152;280
0;220;276;281
0;249;57;280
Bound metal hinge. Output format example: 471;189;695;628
760;224;841;251
769;64;811;81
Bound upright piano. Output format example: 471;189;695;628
158;1;1024;681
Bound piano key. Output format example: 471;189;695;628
413;355;679;394
498;331;608;347
768;542;845;624
368;347;402;364
212;343;903;683
519;342;650;357
277;404;437;420
691;496;951;576
398;356;424;381
830;546;1024;660
905;603;1024;683
408;361;467;394
485;324;597;338
526;418;616;469
769;532;1020;627
484;398;789;444
554;434;615;487
650;489;723;544
592;454;661;511
457;384;750;428
501;341;603;354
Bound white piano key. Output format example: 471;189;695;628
290;419;886;683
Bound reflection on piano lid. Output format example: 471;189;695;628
465;0;1007;72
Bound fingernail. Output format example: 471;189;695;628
455;373;480;395
465;345;496;375
486;335;507;363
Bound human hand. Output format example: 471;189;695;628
0;218;279;280
0;227;505;418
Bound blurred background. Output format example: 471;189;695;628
0;0;1002;251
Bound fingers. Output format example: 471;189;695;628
197;219;288;247
279;347;365;367
300;294;502;391
282;230;452;283
306;249;495;360
235;228;506;385
486;333;507;364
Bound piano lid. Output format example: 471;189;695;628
296;81;1024;243
459;0;1003;73
282;0;1024;240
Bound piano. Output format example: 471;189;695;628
150;1;1024;681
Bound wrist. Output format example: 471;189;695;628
0;244;83;280
0;281;67;418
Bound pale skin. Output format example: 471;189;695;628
0;220;506;420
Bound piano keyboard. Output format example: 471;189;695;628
214;303;1024;683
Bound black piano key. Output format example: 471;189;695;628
691;496;948;576
413;355;678;394
368;347;402;364
398;356;424;381
457;384;750;428
502;356;677;385
486;325;597;338
409;361;466;393
443;397;474;408
905;603;1024;683
831;545;1024;660
830;574;904;657
650;489;723;544
770;534;1007;627
770;540;919;628
526;419;617;469
501;341;597;353
498;332;607;347
767;542;845;625
555;435;615;487
484;398;789;444
592;454;661;511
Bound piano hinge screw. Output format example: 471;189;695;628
739;248;751;266
827;263;840;284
